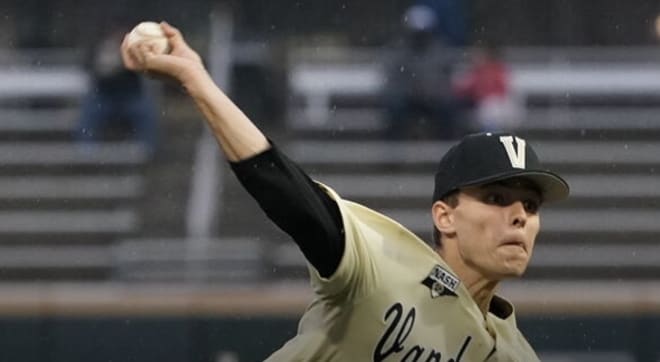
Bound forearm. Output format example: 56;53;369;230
185;69;270;162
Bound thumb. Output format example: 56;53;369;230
160;21;189;51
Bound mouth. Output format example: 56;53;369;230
500;240;527;252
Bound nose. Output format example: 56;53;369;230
509;201;527;228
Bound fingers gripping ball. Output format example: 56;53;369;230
126;21;171;54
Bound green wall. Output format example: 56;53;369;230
0;315;658;362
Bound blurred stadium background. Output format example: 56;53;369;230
0;0;660;361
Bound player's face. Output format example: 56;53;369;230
451;180;542;280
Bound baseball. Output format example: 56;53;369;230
126;21;171;54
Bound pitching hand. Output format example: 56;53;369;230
121;21;206;85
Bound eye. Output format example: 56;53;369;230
484;192;506;206
523;199;540;214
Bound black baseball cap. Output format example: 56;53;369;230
432;132;569;203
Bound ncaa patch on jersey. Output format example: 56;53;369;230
421;265;459;298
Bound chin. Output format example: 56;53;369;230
497;262;529;279
506;268;527;278
483;265;526;281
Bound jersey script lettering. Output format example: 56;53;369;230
373;303;473;362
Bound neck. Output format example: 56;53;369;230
464;274;499;317
437;246;499;317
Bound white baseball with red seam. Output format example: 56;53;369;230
126;21;171;54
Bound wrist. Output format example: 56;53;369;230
180;63;214;98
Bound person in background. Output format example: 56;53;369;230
382;5;460;140
75;27;158;157
453;45;523;132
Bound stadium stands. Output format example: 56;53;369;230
0;55;150;280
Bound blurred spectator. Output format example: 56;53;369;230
453;45;523;132
382;5;460;140
75;28;158;156
414;0;468;47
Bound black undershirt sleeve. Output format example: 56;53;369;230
229;146;344;278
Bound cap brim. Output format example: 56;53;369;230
460;170;570;202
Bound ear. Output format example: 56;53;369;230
432;200;456;236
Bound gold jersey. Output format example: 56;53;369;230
266;185;539;362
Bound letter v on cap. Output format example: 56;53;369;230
499;136;526;169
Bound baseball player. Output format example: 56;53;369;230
122;22;569;361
